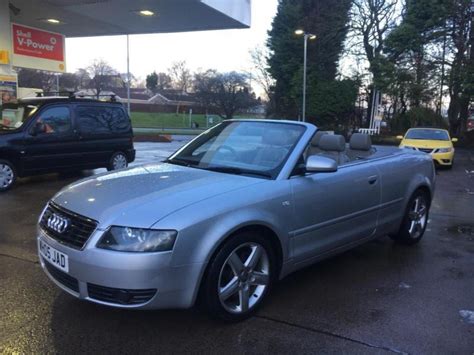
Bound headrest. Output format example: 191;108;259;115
349;133;372;151
311;131;327;147
319;134;346;152
262;129;288;146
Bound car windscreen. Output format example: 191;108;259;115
405;129;449;141
167;121;306;179
0;103;38;131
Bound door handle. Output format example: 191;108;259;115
368;175;378;185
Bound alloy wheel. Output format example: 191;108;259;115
408;196;428;239
218;242;270;314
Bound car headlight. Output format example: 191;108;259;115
97;227;177;252
437;147;453;153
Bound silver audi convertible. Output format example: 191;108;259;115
37;120;435;321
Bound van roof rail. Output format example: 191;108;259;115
36;91;76;98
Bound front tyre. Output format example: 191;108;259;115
107;152;128;171
0;160;17;192
390;189;430;245
201;232;276;322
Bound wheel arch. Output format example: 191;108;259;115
192;221;285;307
415;184;432;206
0;150;22;175
405;172;434;208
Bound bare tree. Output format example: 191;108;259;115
87;59;117;98
75;68;90;90
194;70;256;119
168;61;192;93
248;46;275;101
157;72;172;90
119;73;137;89
349;0;398;84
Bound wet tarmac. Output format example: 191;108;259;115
1;141;473;354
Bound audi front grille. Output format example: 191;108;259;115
40;202;98;250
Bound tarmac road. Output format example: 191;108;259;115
1;142;473;354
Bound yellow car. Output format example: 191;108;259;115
397;128;458;168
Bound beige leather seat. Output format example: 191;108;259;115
317;134;350;165
252;129;289;168
308;131;327;156
347;133;374;160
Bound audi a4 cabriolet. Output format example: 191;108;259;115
38;120;435;321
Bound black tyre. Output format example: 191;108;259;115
107;152;128;171
390;189;430;245
201;231;277;322
0;160;17;192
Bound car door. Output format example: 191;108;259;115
74;105;115;167
22;105;82;173
289;161;381;263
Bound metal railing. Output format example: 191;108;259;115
358;127;380;135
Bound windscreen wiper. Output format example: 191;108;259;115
164;158;197;167
202;166;273;179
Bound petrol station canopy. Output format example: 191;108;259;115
0;0;250;103
8;0;251;37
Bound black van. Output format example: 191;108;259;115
0;96;135;192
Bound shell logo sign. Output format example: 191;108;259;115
11;23;66;73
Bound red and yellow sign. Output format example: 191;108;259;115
11;23;66;72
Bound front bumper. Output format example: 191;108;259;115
37;228;204;310
432;151;454;166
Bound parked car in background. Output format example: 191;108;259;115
37;120;435;322
0;96;135;191
397;128;457;168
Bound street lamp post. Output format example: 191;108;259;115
295;29;316;122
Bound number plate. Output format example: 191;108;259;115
38;238;69;273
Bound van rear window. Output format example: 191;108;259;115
76;106;130;134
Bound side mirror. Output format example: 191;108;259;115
396;135;404;140
306;155;337;173
451;137;458;143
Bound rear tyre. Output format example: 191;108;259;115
107;152;128;171
201;231;276;322
0;160;17;192
390;189;430;245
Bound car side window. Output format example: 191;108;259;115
76;106;130;135
108;107;131;133
32;106;71;135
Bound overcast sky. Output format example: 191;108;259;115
65;0;279;84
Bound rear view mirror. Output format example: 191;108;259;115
306;155;337;173
396;135;403;140
451;137;458;143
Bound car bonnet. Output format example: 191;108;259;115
51;163;263;229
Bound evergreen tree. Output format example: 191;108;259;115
267;0;353;123
380;0;449;108
146;71;158;92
